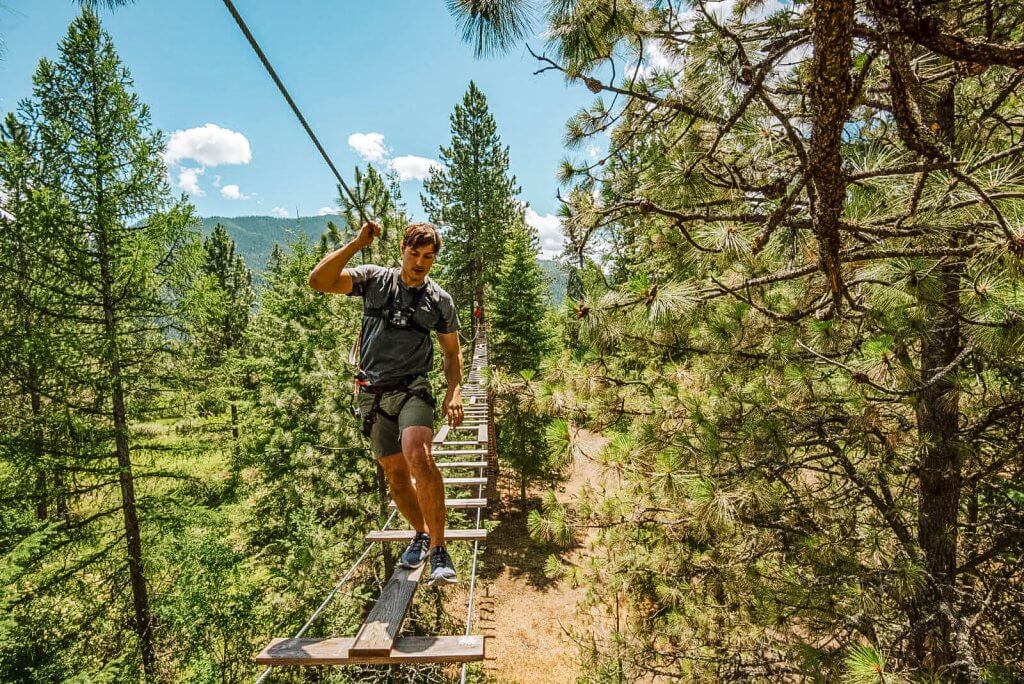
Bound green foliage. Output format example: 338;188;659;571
492;221;554;372
422;81;521;322
475;0;1024;679
336;163;408;267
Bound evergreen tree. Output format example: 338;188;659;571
491;219;552;372
201;224;255;364
491;220;555;500
182;224;255;452
336;163;407;266
463;0;1024;678
422;81;521;333
0;111;71;525
19;10;197;675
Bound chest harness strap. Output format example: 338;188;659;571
355;271;437;438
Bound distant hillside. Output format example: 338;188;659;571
199;215;567;304
199;215;337;273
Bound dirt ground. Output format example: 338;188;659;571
455;429;610;684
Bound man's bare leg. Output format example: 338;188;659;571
379;451;426;532
402;426;446;548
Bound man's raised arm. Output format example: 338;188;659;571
307;221;380;294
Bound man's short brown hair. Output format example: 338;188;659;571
402;222;442;254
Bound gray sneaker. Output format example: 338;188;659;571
399;531;429;569
427;546;458;585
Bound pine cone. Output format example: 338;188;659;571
584;77;603;94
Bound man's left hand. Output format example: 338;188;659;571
444;388;464;427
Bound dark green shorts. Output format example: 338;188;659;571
357;375;435;459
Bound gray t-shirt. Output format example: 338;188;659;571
346;264;461;385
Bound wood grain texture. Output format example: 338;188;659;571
389;498;486;509
255;635;484;665
366;529;487;542
348;564;426;656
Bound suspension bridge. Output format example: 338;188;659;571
253;330;497;678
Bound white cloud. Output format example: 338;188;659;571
586;144;600;159
525;207;564;259
166;124;252;167
220;184;250;200
348;132;388;162
177;167;204;195
318;206;340;216
271;206;290;218
390;155;441;181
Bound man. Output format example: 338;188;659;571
308;221;464;585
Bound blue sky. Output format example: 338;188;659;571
0;1;600;256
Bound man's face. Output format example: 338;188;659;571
400;242;436;285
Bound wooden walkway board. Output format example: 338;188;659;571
433;448;488;456
411;476;487;486
390;498;486;510
435;461;487;469
348;563;425;656
255;635;484;665
366;529;487;542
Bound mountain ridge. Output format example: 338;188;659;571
198;215;567;303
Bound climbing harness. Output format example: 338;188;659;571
356;374;437;438
352;270;438;437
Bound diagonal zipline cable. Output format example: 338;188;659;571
220;0;366;224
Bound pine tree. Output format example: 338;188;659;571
422;81;521;333
491;220;554;499
337;163;407;267
182;224;255;452
0;111;71;525
461;0;1024;678
24;10;197;674
492;220;551;372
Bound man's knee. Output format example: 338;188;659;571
402;426;435;473
379;452;411;484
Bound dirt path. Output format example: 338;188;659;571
467;429;609;683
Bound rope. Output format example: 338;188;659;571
219;0;367;224
461;335;488;684
254;509;399;684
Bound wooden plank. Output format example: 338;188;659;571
255;635;484;665
411;476;487;486
478;424;489;443
432;425;450;444
433;448;488;456
440;477;487;485
435;461;487;469
438;440;479;446
389;498;486;509
348;564;425;656
366;529;487;542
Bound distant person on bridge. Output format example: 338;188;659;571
308;221;464;585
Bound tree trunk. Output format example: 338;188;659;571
111;371;157;677
31;387;47;521
98;213;156;677
229;402;239;455
912;81;976;680
808;0;855;307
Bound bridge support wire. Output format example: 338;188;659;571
254;508;399;684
